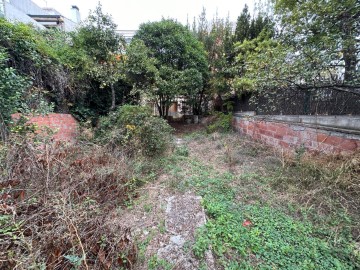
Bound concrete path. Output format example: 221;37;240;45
157;193;215;269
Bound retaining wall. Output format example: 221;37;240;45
233;113;360;154
12;113;78;141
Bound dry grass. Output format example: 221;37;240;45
2;125;358;269
0;135;140;269
184;129;360;242
273;151;360;240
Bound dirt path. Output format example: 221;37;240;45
113;130;216;269
115;125;274;269
118;126;359;269
114;124;272;269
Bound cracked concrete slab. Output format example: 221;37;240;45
157;193;215;270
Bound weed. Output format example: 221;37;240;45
158;219;166;234
222;141;240;169
64;254;83;269
148;255;173;270
195;201;358;269
0;134;141;269
160;135;359;269
238;142;267;158
183;130;207;140
295;144;306;162
206;112;233;134
270;152;360;239
144;204;153;213
175;145;189;157
137;232;153;263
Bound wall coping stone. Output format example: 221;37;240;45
233;112;360;134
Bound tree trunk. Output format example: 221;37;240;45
156;96;165;117
157;95;170;118
159;103;167;118
110;83;116;111
343;43;357;82
165;105;169;118
341;11;357;82
196;89;205;115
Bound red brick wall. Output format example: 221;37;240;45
12;113;78;141
233;117;360;154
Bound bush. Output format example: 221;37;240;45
206;112;233;133
0;17;131;122
96;105;173;156
0;48;30;123
0;19;66;112
0;133;138;269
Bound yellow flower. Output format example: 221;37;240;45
125;124;136;131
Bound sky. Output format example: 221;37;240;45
33;0;256;30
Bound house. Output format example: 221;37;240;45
0;0;80;31
116;30;137;44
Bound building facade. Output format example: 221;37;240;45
116;30;137;43
1;0;80;31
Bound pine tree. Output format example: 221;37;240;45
234;4;251;43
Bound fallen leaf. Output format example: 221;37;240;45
242;220;252;227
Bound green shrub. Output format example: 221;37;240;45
0;48;30;123
0;19;71;115
96;105;173;156
0;17;129;121
206;112;233;133
175;145;189;157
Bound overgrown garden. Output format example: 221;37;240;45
0;0;359;268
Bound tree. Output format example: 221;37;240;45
249;13;273;40
270;0;360;95
89;53;125;110
126;39;158;89
229;5;274;104
179;68;203;115
191;9;235;112
234;4;251;43
232;32;281;94
74;3;126;111
132;19;208;117
230;0;359;115
196;7;209;44
75;4;123;62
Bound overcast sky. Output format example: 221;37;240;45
33;0;256;29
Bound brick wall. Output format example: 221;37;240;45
12;113;78;141
233;116;360;155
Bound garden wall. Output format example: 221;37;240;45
12;113;78;141
232;113;360;154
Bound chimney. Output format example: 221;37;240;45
0;0;5;18
71;5;80;23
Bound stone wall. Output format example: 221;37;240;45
12;113;78;141
233;113;360;154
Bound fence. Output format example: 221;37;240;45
232;88;360;115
